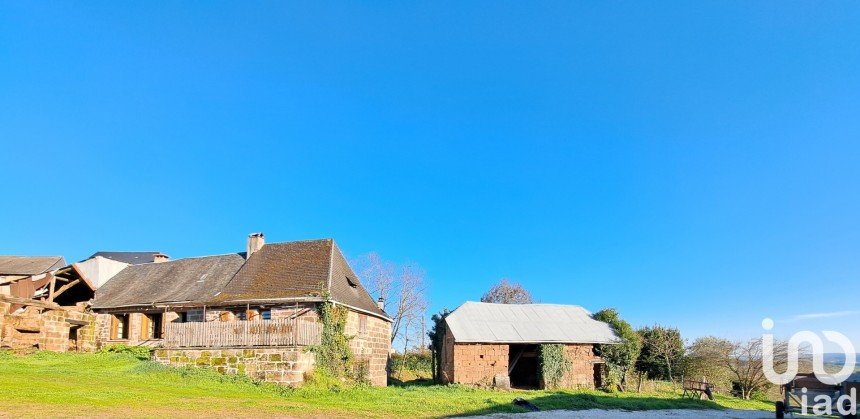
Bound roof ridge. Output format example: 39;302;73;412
0;255;64;259
464;300;585;307
92;251;160;253
133;253;243;265
264;238;334;246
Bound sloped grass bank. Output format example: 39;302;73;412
0;351;771;418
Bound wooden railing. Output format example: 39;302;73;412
164;318;322;348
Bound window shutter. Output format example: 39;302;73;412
140;315;149;339
110;315;118;340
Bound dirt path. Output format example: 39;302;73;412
473;409;772;419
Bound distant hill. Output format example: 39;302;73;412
823;353;860;372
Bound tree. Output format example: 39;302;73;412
685;336;790;400
354;253;429;350
592;308;642;391
637;325;685;382
480;278;533;304
427;309;451;383
684;336;735;391
723;338;790;400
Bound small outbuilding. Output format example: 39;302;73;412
440;302;618;389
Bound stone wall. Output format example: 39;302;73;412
1;304;95;352
271;303;318;321
449;341;510;386
344;311;391;386
441;332;603;389
558;344;602;388
153;347;315;386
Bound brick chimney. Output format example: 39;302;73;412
246;233;265;259
153;253;169;263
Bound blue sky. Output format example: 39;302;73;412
2;2;859;346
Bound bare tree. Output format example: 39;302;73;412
480;278;533;304
355;253;429;348
699;337;790;400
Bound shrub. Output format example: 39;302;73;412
98;344;152;360
593;308;642;392
539;344;571;389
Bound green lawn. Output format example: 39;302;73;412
0;351;772;418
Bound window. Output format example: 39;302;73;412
232;310;247;321
140;314;163;340
260;310;271;320
111;314;129;340
358;314;367;335
179;312;188;323
183;309;203;322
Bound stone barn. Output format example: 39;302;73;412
440;302;618;389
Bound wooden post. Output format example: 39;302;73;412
47;273;57;302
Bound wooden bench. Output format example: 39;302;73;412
682;379;715;400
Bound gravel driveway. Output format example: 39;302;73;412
473;409;772;419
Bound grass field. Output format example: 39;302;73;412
0;351;772;418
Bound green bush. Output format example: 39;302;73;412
539;344;571;389
98;344;152;360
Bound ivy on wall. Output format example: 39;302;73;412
539;344;571;389
311;293;354;379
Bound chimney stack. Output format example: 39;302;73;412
377;297;385;311
247;233;265;259
153;253;170;263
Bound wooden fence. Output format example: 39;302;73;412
164;318;322;348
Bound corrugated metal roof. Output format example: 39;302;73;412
445;301;619;344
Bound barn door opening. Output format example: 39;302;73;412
68;325;80;351
508;344;540;389
593;363;603;389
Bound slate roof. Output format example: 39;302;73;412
0;256;66;276
91;239;389;320
445;302;619;344
212;239;388;319
92;254;245;308
88;251;162;265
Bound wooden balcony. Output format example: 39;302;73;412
164;318;322;348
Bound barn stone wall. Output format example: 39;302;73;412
558;344;602;388
441;328;603;389
441;327;509;386
153;347;315;386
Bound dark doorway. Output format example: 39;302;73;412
593;363;603;388
68;326;79;351
508;344;540;389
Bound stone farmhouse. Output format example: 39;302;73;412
440;302;618;389
91;234;392;386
